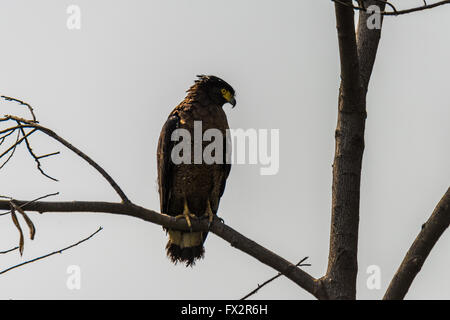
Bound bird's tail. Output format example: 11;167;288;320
166;230;204;267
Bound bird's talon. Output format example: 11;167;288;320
174;213;196;229
205;199;216;226
216;216;225;224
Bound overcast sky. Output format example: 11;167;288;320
0;1;449;299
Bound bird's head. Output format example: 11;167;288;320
190;75;236;108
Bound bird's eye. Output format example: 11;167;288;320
221;88;227;94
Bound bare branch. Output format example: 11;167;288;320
0;125;33;136
331;0;450;16
333;0;362;11
0;129;21;170
1;95;37;122
0;192;59;216
0;129;17;147
0;246;18;254
36;151;60;160
0;227;103;276
334;0;361;96
0;127;37;161
324;0;388;300
323;0;364;300
241;257;311;300
383;0;450;15
356;0;386;92
383;187;450;300
374;0;397;13
1;114;130;204
15;121;58;181
0;199;325;299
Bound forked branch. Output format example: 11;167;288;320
0;112;130;204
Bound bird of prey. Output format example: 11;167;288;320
157;75;236;266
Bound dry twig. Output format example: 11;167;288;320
9;207;25;255
332;0;450;15
241;257;311;300
0;192;59;217
0;114;129;203
1;95;37;122
0;246;19;254
0;227;103;275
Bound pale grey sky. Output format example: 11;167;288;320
0;1;449;299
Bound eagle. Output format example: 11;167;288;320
157;75;236;266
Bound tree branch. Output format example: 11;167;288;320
0;226;103;275
1;99;325;298
356;0;386;92
0;106;323;298
382;0;450;15
241;257;311;300
1;95;37;122
0;199;326;299
334;1;361;96
324;0;365;300
0;115;130;204
0;246;18;255
383;187;450;300
16;121;59;181
0;192;59;216
0;129;21;170
324;0;387;300
331;0;450;16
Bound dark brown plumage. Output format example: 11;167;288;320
157;75;235;266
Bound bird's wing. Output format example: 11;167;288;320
218;133;232;203
157;113;180;214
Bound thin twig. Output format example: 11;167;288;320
2;115;130;204
0;246;19;254
0;129;21;170
1;95;37;122
241;257;311;300
0;128;37;162
0;125;34;136
0;226;103;275
0;192;59;216
373;0;397;13
16;120;58;181
333;0;364;11
331;0;450;16
0;127;20;147
36;151;60;160
0;199;324;299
